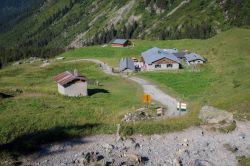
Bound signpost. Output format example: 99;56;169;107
144;94;151;108
177;102;187;112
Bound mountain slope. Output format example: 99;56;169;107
0;0;43;32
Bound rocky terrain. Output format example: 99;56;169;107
21;121;250;166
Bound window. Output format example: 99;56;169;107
155;64;161;68
167;64;173;68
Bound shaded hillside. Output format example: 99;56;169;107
0;0;249;67
0;0;43;32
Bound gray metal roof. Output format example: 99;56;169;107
141;47;181;64
112;39;128;44
173;52;189;59
184;53;205;62
120;57;135;71
162;48;178;54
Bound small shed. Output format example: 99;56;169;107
120;57;135;72
54;70;88;97
111;39;130;47
184;53;205;65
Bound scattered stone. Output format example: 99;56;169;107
77;151;103;165
21;121;250;166
122;108;152;122
13;61;22;66
182;138;189;147
239;133;246;139
105;159;115;166
56;57;65;60
194;159;215;166
102;143;114;150
173;158;182;166
43;59;49;63
40;62;50;67
125;153;142;164
135;143;140;149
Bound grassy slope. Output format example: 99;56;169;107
139;28;250;119
0;28;249;163
0;58;200;163
62;28;250;119
0;61;144;145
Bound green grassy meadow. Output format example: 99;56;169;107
0;61;145;143
0;28;249;163
0;61;145;162
63;28;250;120
0;60;200;163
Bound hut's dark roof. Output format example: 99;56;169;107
54;71;86;86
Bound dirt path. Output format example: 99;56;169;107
22;121;250;166
65;59;115;75
65;58;183;116
128;77;181;116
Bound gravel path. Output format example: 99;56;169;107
128;77;181;116
22;122;250;166
65;59;115;75
65;58;182;117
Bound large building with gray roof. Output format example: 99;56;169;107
141;47;181;70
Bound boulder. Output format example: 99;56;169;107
199;106;233;124
125;153;142;164
134;143;140;149
173;158;181;166
78;151;103;165
102;143;114;150
182;138;189;147
13;61;22;66
122;108;151;122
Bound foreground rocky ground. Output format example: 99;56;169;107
22;122;250;166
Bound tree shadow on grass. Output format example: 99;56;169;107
0;92;14;99
0;123;102;163
88;88;109;96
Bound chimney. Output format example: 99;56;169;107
74;69;79;76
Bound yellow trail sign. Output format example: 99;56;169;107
144;94;151;104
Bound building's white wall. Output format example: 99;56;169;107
134;62;144;69
187;60;204;65
58;84;66;95
57;82;88;97
144;63;179;71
